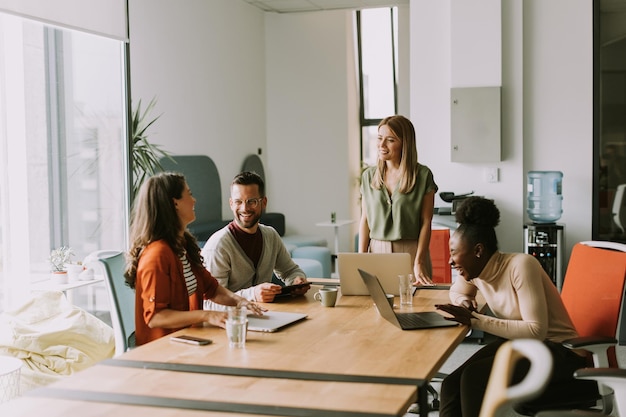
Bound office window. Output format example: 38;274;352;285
357;7;398;167
0;13;128;311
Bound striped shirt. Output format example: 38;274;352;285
180;253;197;296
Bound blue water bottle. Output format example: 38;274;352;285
527;171;563;223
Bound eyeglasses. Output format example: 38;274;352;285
231;197;264;208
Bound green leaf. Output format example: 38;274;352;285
130;97;174;201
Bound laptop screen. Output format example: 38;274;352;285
337;253;412;295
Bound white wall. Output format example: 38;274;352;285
264;11;359;251
128;0;267;220
411;0;592;260
128;1;374;253
128;0;594;262
523;0;593;254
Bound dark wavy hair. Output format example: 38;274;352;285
454;196;500;252
124;171;203;289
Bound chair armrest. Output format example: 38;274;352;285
562;336;617;368
562;336;617;349
574;367;626;379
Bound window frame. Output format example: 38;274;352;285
356;7;399;165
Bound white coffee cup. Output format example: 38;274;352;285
385;293;395;308
314;288;338;307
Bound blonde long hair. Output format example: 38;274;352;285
371;115;418;194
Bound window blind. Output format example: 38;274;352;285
0;0;127;41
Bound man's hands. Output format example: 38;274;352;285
253;277;311;302
288;277;311;296
435;303;477;326
254;283;283;302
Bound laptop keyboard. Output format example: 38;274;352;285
397;313;431;328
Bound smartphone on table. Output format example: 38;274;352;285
170;335;213;345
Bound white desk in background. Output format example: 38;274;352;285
432;213;458;230
315;219;356;255
31;276;104;310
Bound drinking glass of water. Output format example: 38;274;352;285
226;306;248;348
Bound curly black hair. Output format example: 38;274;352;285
454;196;500;252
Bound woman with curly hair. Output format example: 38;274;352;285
125;172;264;346
436;196;589;417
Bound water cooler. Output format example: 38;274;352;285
523;223;564;291
524;171;564;291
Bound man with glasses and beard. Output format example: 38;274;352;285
202;171;310;308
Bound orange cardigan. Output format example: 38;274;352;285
134;240;219;345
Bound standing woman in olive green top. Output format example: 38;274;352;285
359;115;438;285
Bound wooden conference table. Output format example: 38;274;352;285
2;284;468;417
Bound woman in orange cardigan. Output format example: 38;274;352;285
125;172;264;345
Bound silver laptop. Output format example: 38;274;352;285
338;253;412;295
247;311;308;332
358;269;458;330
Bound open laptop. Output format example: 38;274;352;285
338;253;412;295
358;269;458;330
247;311;308;332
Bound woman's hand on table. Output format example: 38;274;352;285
203;310;228;328
238;299;267;316
435;303;476;326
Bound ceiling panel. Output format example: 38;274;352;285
241;0;408;13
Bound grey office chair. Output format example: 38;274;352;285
159;155;229;242
87;250;135;356
612;184;626;234
536;369;626;417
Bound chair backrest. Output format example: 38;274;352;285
479;339;552;417
241;154;265;183
562;242;626;333
159;155;227;241
612;184;626;233
88;250;135;356
560;241;626;365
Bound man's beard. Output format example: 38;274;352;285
235;210;261;229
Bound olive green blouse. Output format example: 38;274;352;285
360;164;438;241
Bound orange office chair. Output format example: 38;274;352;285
515;241;626;415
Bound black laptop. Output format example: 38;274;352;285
358;269;458;330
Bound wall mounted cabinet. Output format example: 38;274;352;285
450;86;501;163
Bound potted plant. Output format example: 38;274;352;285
131;97;174;201
65;260;84;282
48;246;74;284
